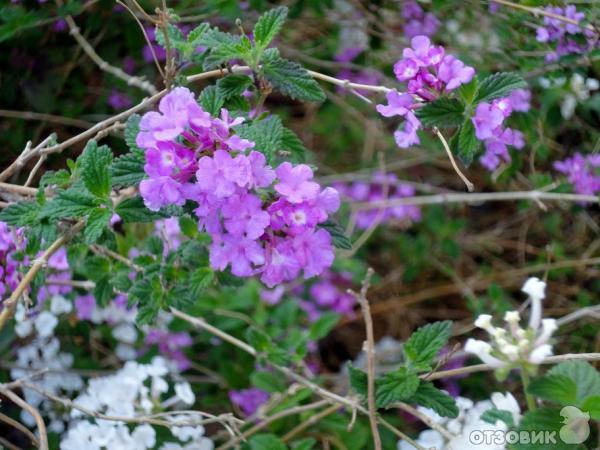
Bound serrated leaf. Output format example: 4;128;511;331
80;140;113;199
115;196;169;223
458;77;479;105
216;74;253;99
189;267;214;297
528;374;578;405
319;219;351;250
93;277;113;307
375;368;420;408
254;6;288;50
407;382;459;418
112;149;146;187
199;85;225;117
251;371;285;393
457;121;480;166
41;188;101;220
281;127;307;162
84;208;111;244
187;23;210;46
198;29;251;69
308;312;340;340
415;98;464;128
404;321;452;368
513;407;575;450
234;116;283;163
481;407;515;427
124;114;142;151
0;201;40;226
39;169;71;188
475;72;527;103
249;434;286;450
262;51;326;102
548;361;600;403
155;23;187;53
349;365;368;397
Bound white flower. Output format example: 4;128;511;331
35;311;58;338
51;295;73;315
535;319;558;346
474;314;494;332
174;382;195;405
503;311;520;323
464;339;506;368
529;344;553;364
398;429;445;450
132;424;156;448
15;319;33;338
490;392;521;425
113;323;138;344
522;277;546;330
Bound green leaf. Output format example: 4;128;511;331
41;188;101;220
349;365;368;397
234;116;283;163
308;312;340;340
375;367;420;408
0;201;40;226
404;320;452;368
39;169;71;188
580;396;600;420
407;382;459;418
189;267;214;297
251;371;286;393
319;219;352;250
84;208;111;244
548;361;600;403
415;98;464;128
291;438;316;450
199;85;225;117
456;121;480;166
475;72;527;103
262;50;326;102
187;23;210;46
80;140;113;199
458;77;479;105
528;375;578;405
112;149;146;187
198;29;251;69
216;74;253;99
254;6;288;50
115;196;168;223
281;127;307;162
124;114;142;151
93;277;113;307
481;407;515;427
155;23;186;53
249;434;287;450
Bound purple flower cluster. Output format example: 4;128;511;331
536;6;598;62
402;1;440;39
377;36;475;148
0;222;26;303
137;87;340;286
472;89;530;171
145;329;193;371
229;388;269;416
334;172;421;229
299;270;356;321
554;152;600;196
37;248;72;304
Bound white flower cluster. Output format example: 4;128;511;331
465;278;557;369
61;357;213;450
398;392;521;450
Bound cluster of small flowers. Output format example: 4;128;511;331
333;172;421;230
471;89;530;171
37;247;73;304
136;87;340;287
229;387;270;417
0;221;27;304
536;5;599;62
61;357;213;450
554;152;600;196
377;35;475;148
465;278;557;370
402;0;440;39
398;392;521;450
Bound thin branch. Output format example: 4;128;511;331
434;128;474;192
0;412;40;448
0;109;93;129
396;402;456;441
350;268;381;450
556;304;600;326
0;388;48;450
281;404;340;442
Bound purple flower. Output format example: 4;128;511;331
274;163;320;203
139;176;186;211
75;294;96;320
292;229;334;279
507;89;531;112
554;152;600;196
222;193;270;239
260;238;301;287
145;330;192;370
195;150;251;198
107;90;133;111
437;55;475;91
472;102;505;140
210;235;265;277
229;388;269;416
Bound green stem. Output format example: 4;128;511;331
521;368;536;411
